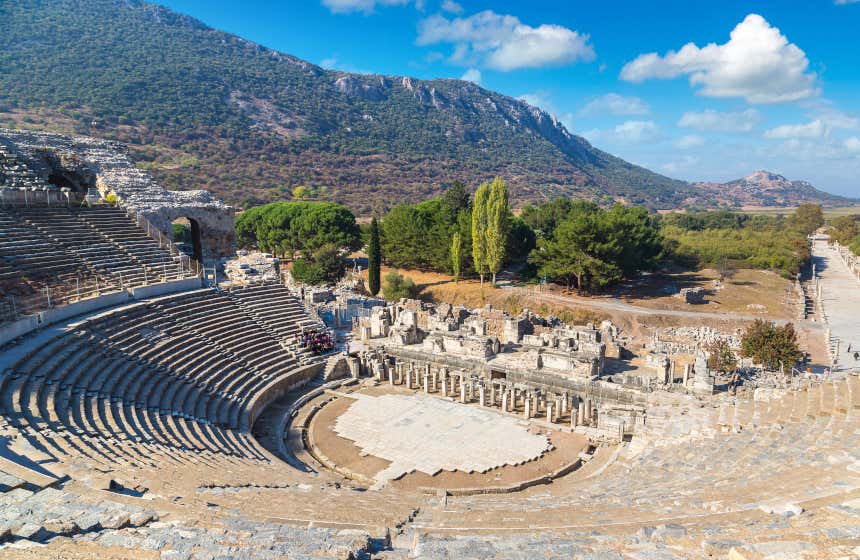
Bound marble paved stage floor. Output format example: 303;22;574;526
333;393;550;488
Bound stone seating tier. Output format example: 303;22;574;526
0;205;186;316
0;286;318;477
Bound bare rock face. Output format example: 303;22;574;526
0;128;235;261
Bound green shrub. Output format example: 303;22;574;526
291;260;324;285
313;243;346;284
741;319;803;371
382;271;418;301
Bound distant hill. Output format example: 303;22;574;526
0;0;697;213
692;170;857;208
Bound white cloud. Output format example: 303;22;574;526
585;120;660;145
764;112;859;140
615;120;661;143
836;0;860;4
844;137;860;153
661;155;700;174
320;57;338;69
620;14;818;104
579;93;650;116
678;108;762;133
676;135;706;149
417;10;595;71
322;0;415;14
460;68;482;84
764;120;828;139
441;0;463;13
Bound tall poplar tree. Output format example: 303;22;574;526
451;231;462;283
367;217;381;296
485;176;510;286
471;182;490;289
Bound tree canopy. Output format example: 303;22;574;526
741;319;803;371
528;201;662;291
235;201;361;258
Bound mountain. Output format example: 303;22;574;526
692;170;856;208
0;0;697;213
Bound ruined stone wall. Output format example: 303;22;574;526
0;128;235;261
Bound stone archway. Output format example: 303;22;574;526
172;217;204;263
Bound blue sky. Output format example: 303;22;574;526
159;0;860;197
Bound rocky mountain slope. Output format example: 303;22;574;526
693;170;855;208
0;1;852;213
0;0;695;212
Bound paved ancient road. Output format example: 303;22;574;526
812;238;860;372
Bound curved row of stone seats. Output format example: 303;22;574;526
76;206;187;276
13;205;184;287
0;208;108;308
147;291;306;428
0;287;323;475
228;284;319;343
438;376;860;530
0;145;49;190
0;328;264;471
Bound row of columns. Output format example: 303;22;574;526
354;353;599;427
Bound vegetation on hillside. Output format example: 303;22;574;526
0;0;697;213
660;207;816;277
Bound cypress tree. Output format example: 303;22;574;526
367;217;381;296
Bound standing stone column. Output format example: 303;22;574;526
560;393;568;415
431;370;438;392
502;391;509;413
460;380;467;403
524;396;532;419
577;401;586;425
489;383;495;406
423;372;430;393
405;366;412;389
546;402;554;423
479;384;486;407
441;373;448;397
388;364;395;385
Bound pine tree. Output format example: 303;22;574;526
485;177;510;287
451;231;462;283
367;217;381;296
471;182;490;289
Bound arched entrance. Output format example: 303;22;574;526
172;217;203;263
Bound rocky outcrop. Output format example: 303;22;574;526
693;170;856;207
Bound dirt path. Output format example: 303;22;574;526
509;287;792;324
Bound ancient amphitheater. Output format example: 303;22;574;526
0;129;859;559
